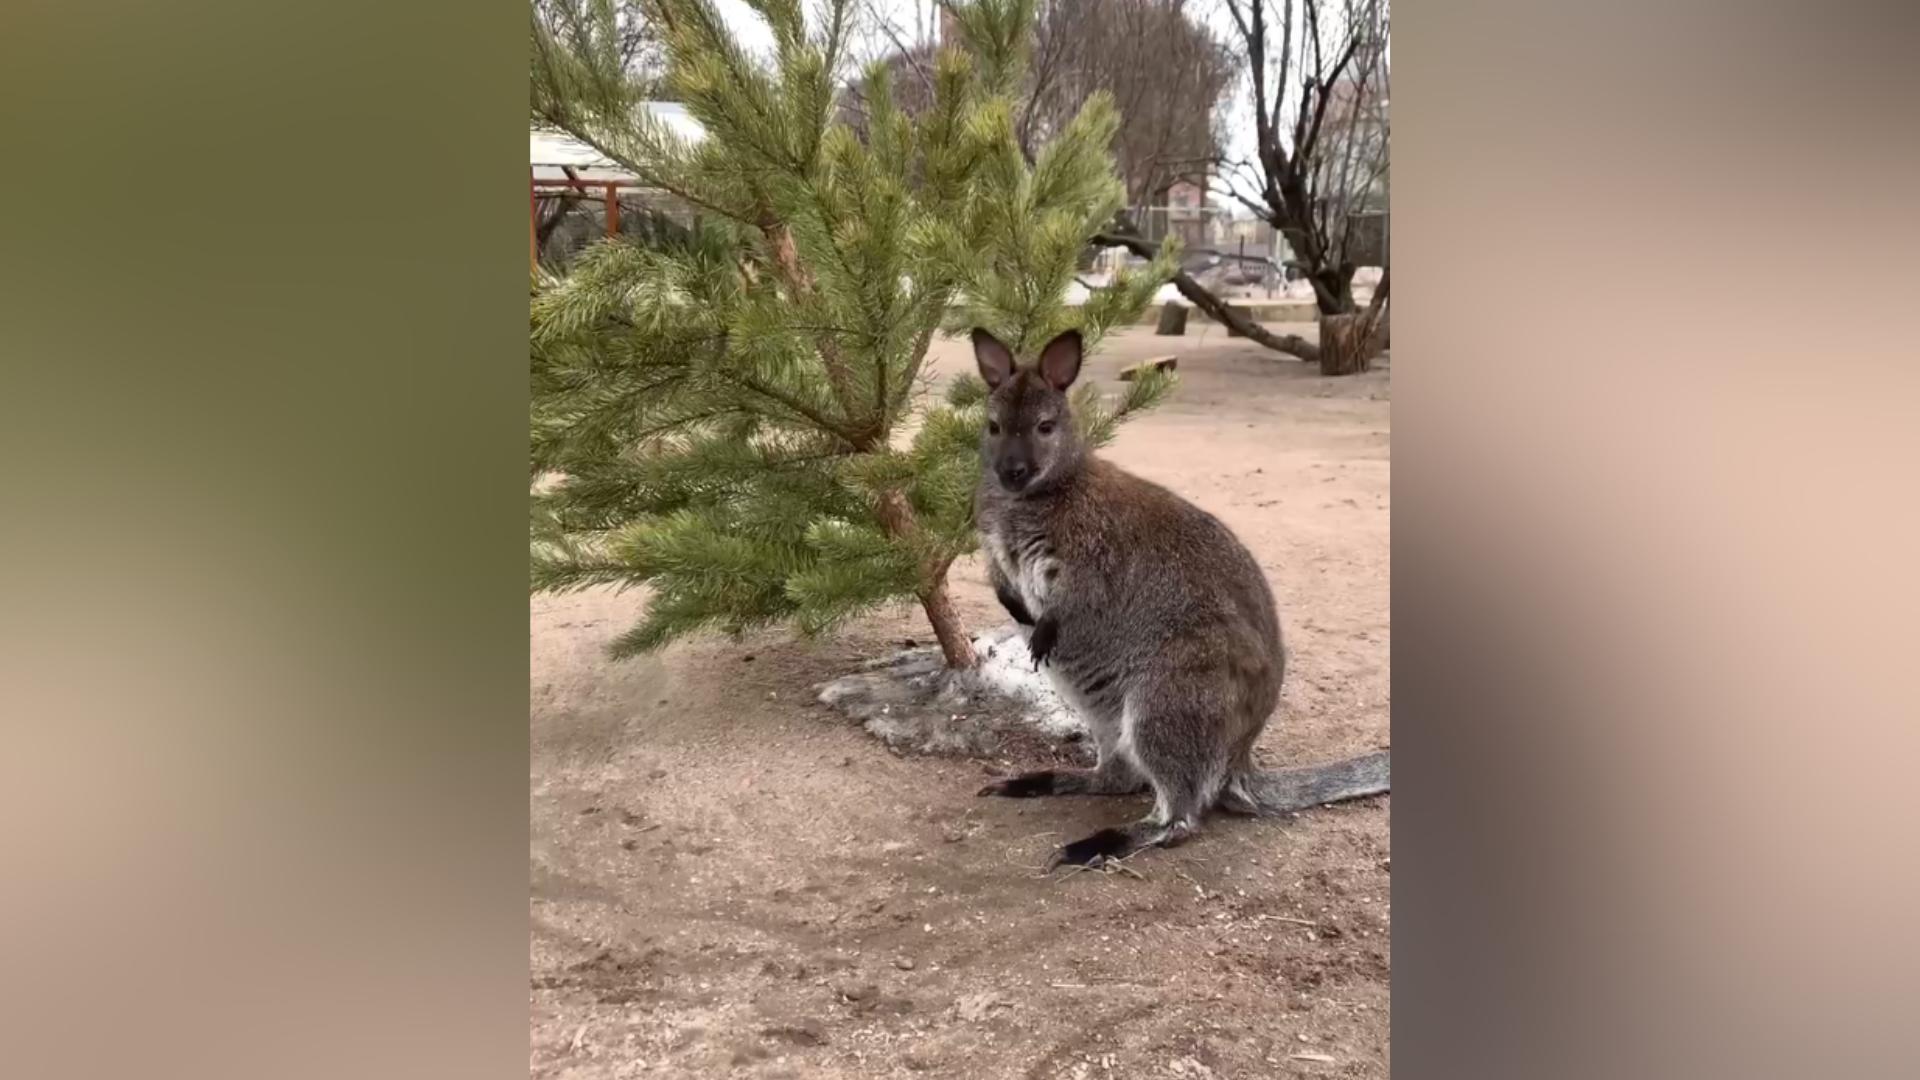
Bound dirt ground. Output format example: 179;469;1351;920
530;323;1391;1079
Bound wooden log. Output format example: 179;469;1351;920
1154;301;1188;336
1119;355;1178;381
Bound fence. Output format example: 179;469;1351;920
532;180;700;268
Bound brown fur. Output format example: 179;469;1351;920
970;329;1388;868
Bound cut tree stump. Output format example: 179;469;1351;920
1154;302;1188;336
1119;356;1178;381
1318;312;1377;376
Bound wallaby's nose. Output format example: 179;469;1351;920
999;463;1031;489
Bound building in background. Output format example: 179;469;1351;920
531;103;706;268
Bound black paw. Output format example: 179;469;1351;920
978;771;1057;798
995;581;1035;626
1028;616;1058;670
1048;827;1133;869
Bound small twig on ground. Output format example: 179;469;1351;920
1173;868;1216;899
1051;852;1149;881
1256;914;1321;927
1005;831;1062;871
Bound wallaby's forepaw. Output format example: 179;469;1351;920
977;770;1057;798
1048;827;1134;870
1028;616;1058;670
995;580;1035;626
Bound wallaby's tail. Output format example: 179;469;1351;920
1231;750;1391;815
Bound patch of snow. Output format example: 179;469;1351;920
814;624;1088;756
1062;281;1188;307
965;626;1081;739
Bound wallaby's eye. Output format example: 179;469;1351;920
1036;421;1057;436
987;420;1001;436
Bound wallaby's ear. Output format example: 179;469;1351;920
972;329;1015;389
1037;330;1083;391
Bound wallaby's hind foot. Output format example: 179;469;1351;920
978;770;1060;797
1048;815;1199;869
1047;725;1212;868
978;765;1147;798
1045;692;1225;866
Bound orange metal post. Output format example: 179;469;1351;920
604;183;620;237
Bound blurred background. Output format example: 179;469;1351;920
1;1;1917;1077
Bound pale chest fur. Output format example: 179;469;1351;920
984;521;1061;619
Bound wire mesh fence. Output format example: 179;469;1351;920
533;188;701;269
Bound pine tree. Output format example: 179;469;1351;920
529;0;1177;668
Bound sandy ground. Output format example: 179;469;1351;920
530;324;1391;1079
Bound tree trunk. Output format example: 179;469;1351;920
918;575;978;669
1155;301;1188;335
1319;268;1390;376
1318;312;1375;376
534;195;581;249
1364;270;1391;354
873;488;977;669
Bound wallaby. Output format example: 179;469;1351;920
970;328;1390;869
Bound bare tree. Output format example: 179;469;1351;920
1222;0;1389;371
1096;0;1389;372
1019;1;1235;206
842;2;1231;208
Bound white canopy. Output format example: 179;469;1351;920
531;103;705;184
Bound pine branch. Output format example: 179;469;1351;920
530;0;1165;665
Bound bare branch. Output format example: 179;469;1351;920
1276;0;1296;137
863;0;935;97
